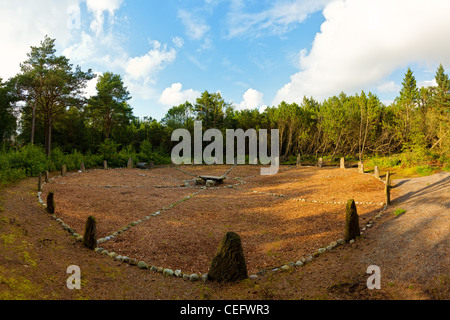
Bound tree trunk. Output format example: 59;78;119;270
31;99;36;145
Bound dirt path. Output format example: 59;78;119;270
0;170;448;301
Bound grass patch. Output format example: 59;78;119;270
393;209;407;217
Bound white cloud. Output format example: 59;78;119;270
85;0;124;35
172;36;184;48
125;41;176;82
0;0;81;80
274;0;450;105
237;89;264;110
227;0;332;38
178;9;210;40
377;81;401;93
418;79;438;88
159;83;201;107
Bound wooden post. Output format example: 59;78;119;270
45;171;49;183
385;171;391;205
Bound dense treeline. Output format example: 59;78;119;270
0;36;449;185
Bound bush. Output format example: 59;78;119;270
8;144;47;176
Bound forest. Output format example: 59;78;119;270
0;36;449;185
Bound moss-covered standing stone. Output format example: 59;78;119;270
344;199;360;242
82;216;97;250
46;192;55;214
385;171;391;205
127;157;133;169
208;232;248;282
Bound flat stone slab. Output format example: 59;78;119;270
198;176;226;183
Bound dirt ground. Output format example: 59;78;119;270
40;166;385;275
0;165;448;302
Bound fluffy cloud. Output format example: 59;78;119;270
85;0;124;35
237;88;265;110
125;41;176;81
0;0;81;79
273;0;450;105
159;83;201;107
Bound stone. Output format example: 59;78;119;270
38;173;42;192
295;261;304;267
385;171;391;205
46;192;55;214
344;199;360;242
296;154;301;167
127;157;133;169
374;165;380;179
358;162;364;174
337;239;345;245
109;252;117;258
80;162;86;173
103;160;108;170
76;236;83;242
202;273;209;282
130;259;138;266
122;256;130;264
208;232;248;282
174;270;182;277
249;275;258;280
305;255;313;262
82;216;97;250
340;157;345;169
61;165;67;177
183;274;190;281
195;178;206;185
318;158;323;168
206;180;215;187
281;265;290;271
189;274;200;282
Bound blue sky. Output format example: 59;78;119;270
1;0;450;120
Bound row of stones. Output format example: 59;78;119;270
232;186;385;206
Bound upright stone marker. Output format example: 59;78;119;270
318;158;323;168
208;232;248;282
344;199;360;242
38;173;42;192
296;154;301;167
385;171;391;205
374;166;380;179
47;192;55;214
358;161;364;174
61;165;67;177
80;162;86;173
82;216;97;250
103;160;108;170
340;157;345;169
127;157;133;169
